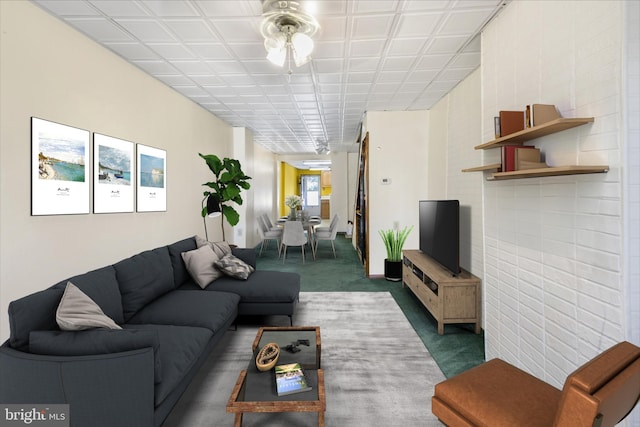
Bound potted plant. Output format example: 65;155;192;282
284;194;303;220
199;153;251;241
379;225;413;281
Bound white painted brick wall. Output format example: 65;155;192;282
481;0;630;392
444;69;485;277
623;1;640;424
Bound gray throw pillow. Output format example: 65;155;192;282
181;245;223;289
56;282;122;331
214;253;255;280
195;235;231;259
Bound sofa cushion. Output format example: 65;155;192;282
179;271;300;303
56;282;122;331
52;265;124;325
124;324;213;406
214;253;255;280
166;236;197;288
195;235;231;258
8;287;64;351
181;245;223;288
231;248;257;270
127;290;239;334
28;328;162;383
114;246;174;322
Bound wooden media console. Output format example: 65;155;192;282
402;250;481;335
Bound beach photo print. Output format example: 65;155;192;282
136;144;166;212
31;117;90;215
93;133;135;213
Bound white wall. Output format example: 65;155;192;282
328;151;350;233
431;69;485;279
0;1;234;341
481;0;628;388
250;143;279;247
365;110;432;276
347;152;359;227
623;0;640;347
623;1;640;425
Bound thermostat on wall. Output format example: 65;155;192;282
381;178;392;185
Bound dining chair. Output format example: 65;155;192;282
261;213;280;231
314;214;339;258
315;213;339;233
281;220;309;264
256;216;282;257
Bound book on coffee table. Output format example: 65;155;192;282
275;363;312;396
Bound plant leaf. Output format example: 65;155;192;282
222;205;239;226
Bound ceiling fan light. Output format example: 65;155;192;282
264;33;286;52
293;52;311;67
266;47;286;66
291;32;314;58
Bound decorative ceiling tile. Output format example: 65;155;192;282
32;0;509;154
140;0;199;17
66;18;134;43
115;19;177;42
163;19;217;42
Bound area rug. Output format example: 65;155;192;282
163;292;446;426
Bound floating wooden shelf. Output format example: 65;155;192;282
475;117;595;150
487;165;609;180
462;163;502;173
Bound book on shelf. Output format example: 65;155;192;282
501;145;537;172
515;147;545;170
275;362;312;396
499;110;525;137
526;104;560;127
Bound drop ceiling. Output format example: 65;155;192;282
32;0;508;155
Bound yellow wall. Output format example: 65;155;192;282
280;162;299;215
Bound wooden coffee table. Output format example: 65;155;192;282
226;326;326;426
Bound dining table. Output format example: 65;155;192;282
276;216;322;259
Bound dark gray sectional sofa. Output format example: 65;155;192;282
0;236;300;427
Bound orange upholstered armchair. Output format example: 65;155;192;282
432;341;640;427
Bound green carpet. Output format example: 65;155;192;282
255;234;485;378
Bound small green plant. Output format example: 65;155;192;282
378;226;413;262
199;153;251;241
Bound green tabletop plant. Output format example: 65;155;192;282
379;225;413;281
199;153;251;241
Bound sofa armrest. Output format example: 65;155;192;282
29;328;162;383
232;247;257;269
0;345;155;427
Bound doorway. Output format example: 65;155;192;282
300;174;320;217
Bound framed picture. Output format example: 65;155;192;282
136;144;166;212
31;117;90;215
93;133;135;213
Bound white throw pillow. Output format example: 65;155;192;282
56;282;122;331
195;235;232;259
181;245;223;289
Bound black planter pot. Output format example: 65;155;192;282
384;259;403;282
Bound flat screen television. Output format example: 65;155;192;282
419;200;460;276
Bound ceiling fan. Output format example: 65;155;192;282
260;0;320;72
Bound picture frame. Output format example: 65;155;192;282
31;117;90;216
93;133;135;213
136;144;166;212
